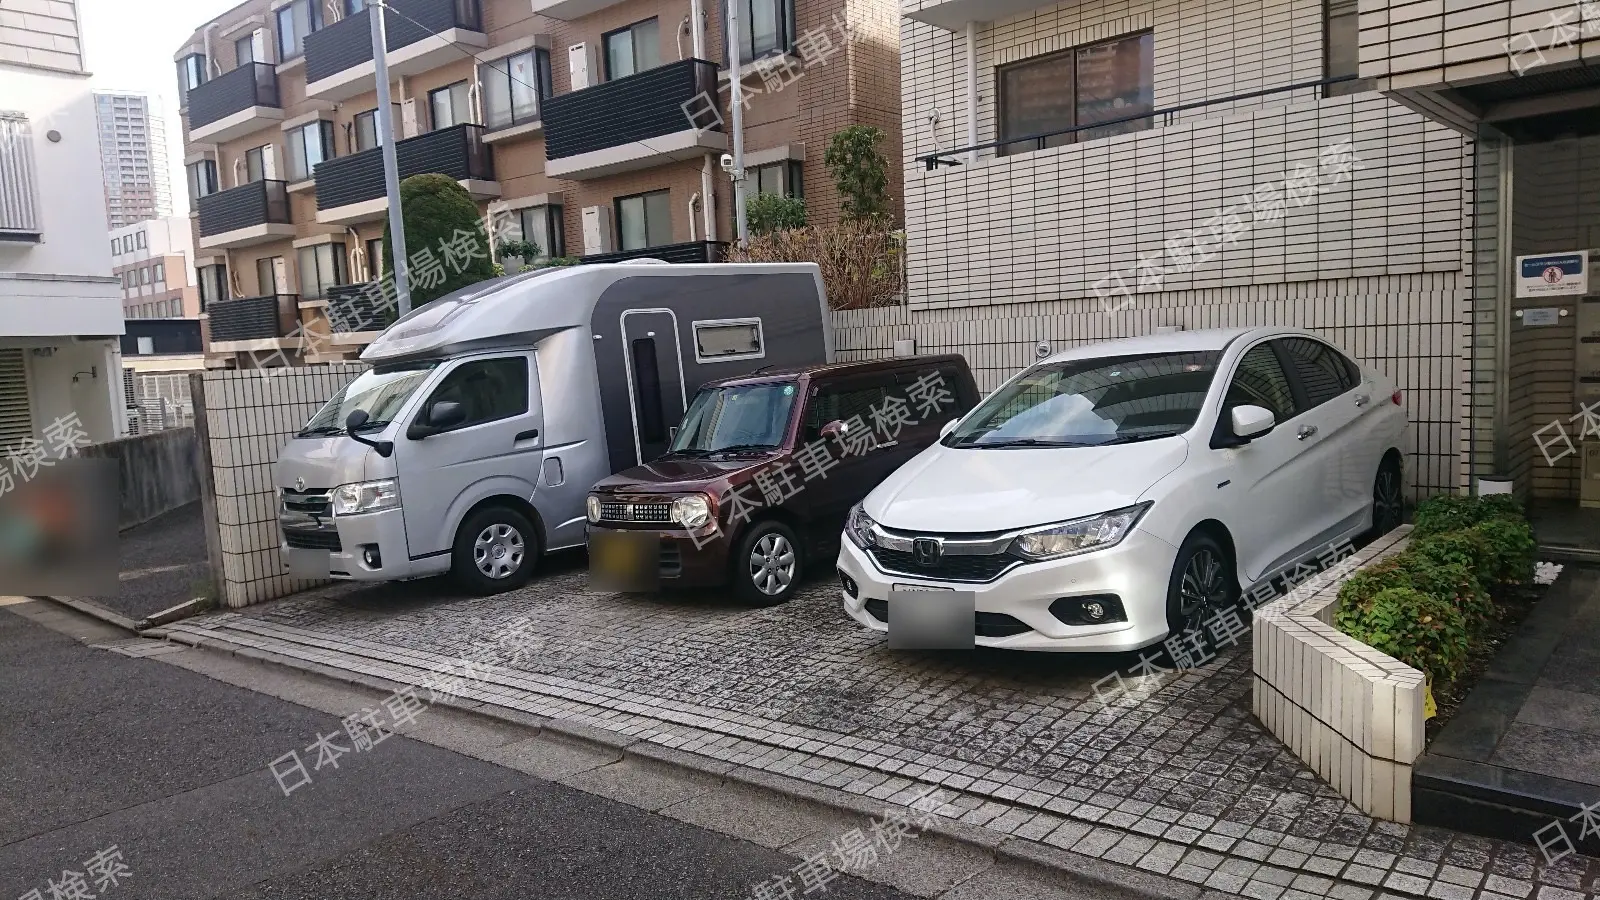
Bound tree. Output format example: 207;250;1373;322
382;173;497;308
824;126;891;224
746;193;808;237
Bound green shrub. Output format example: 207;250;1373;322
1337;554;1491;629
1411;494;1524;538
383;173;497;307
824;125;892;224
747;193;808;236
1471;517;1536;586
1336;586;1470;681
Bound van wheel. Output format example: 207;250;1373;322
1164;532;1236;649
734;521;802;607
452;506;538;595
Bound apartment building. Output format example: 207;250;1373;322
93;91;175;228
111;216;201;320
0;0;128;452
175;0;901;368
861;0;1600;526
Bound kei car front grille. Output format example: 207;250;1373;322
599;500;673;524
281;487;332;517
868;547;1019;583
284;529;342;551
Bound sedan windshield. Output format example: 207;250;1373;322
298;361;439;436
669;381;798;453
947;351;1221;447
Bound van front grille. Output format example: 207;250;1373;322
282;487;332;517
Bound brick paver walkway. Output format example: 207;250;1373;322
164;563;1599;900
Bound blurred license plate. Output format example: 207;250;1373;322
286;548;330;580
589;531;659;593
887;586;974;650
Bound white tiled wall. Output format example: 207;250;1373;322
199;364;368;608
1252;526;1426;822
1359;0;1600;95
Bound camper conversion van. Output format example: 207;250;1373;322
274;262;833;594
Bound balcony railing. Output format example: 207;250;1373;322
313;124;492;211
543;59;719;161
581;241;725;266
325;282;395;333
187;62;280;130
207;294;297;342
196;180;290;237
305;0;483;84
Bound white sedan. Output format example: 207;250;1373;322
838;327;1408;652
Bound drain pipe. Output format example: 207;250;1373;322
965;22;978;163
689;0;706;57
701;154;718;244
689;192;700;242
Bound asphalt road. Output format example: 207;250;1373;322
87;501;210;622
0;603;920;900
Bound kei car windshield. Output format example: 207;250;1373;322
298;361;440;436
946;351;1222;447
670;381;799;452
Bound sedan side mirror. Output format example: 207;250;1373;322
1231;405;1276;442
939;419;960;439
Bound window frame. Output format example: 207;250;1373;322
295;242;348;300
603;18;661;81
135;231;147;250
802;373;895;444
996;30;1154;157
479;48;552;131
197;263;228;313
244;144;270;182
275;0;323;62
235;33;256;66
416;355;532;434
732;0;797;62
285;120;336;182
614;189;673;251
177;54;208;103
1216;341;1299;443
750;160;803;198
365;237;385;279
692;317;766;365
515;204;564;260
1324;0;1371;97
428;80;475;131
187;159;219;202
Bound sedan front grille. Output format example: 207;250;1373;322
868;547;1019;583
599;500;673;524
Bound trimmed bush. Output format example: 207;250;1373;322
1471;517;1536;586
383;173;497;308
1411;494;1523;538
747;193;808;236
1338;554;1491;628
1336;586;1470;682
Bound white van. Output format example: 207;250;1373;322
275;262;833;594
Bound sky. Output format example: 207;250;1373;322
78;0;241;217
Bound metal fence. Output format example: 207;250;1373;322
126;371;196;435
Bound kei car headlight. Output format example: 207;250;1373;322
846;503;878;549
331;479;401;516
586;494;602;524
671;494;713;529
1008;503;1150;561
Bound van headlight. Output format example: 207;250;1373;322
1008;503;1150;561
846;503;879;549
331;479;401;516
671;494;713;529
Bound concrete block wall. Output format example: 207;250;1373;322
1252;526;1426;822
78;427;200;530
196;364;367;608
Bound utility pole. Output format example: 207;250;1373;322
727;0;749;249
371;1;411;314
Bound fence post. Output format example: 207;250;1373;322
188;373;227;605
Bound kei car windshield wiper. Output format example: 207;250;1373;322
709;443;780;456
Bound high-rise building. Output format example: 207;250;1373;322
93;91;174;229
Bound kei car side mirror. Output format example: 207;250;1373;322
820;419;847;440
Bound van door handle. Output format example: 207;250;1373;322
1297;425;1318;441
515;429;539;442
1354;394;1370;408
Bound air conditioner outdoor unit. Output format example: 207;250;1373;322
582;206;613;255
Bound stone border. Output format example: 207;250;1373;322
1252;526;1426;823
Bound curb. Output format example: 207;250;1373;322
40;595;141;633
155;627;1212;900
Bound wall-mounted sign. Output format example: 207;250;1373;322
1522;307;1561;326
1516;252;1588;298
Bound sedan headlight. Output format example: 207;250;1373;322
1008;503;1150;561
586;494;602;524
330;479;401;516
846;503;878;549
671;494;713;529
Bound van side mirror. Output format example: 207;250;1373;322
939;419;959;439
1228;405;1275;444
343;408;393;458
407;400;467;440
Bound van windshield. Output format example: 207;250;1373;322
946;351;1221;448
297;361;440;437
669;381;798;455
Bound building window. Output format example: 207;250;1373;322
110;239;118;256
0;113;40;236
257;256;285;295
122;235;133;253
187;159;218;202
352;107;397;152
197;264;228;312
429;81;475;130
734;0;795;61
604;18;661;80
479;49;552;130
297;243;348;300
615;189;672;250
364;237;385;279
1325;0;1370;96
177;54;208;104
135;231;147;250
139;267;150;285
751;161;802;198
276;0;323;61
516;205;564;260
997;31;1154;156
235;33;257;66
244;144;272;182
286;120;335;182
154;262;165;282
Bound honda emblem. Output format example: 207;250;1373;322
911;538;942;567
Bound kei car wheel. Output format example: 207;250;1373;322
734;520;802;607
451;506;538;595
1164;532;1237;645
1370;457;1404;538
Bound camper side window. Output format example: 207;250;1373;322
693;318;765;363
421;357;530;429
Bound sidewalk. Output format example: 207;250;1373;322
154;569;1599;900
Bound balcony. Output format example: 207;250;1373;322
196;180;293;250
325;282;393;339
529;0;626;19
901;0;1059;29
187;62;282;143
581;241;725;265
304;0;486;101
205;294;299;348
313;124;497;225
543;59;725;181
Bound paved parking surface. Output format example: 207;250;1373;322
164;557;1600;900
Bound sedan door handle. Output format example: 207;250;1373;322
515;429;540;443
1297;425;1319;441
1354;394;1371;408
